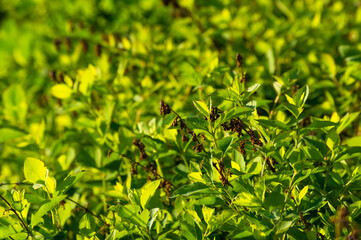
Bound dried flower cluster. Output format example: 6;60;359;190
145;162;158;180
182;134;189;142
192;144;203;153
161;101;205;154
236;53;243;68
266;157;278;173
49;70;64;83
236;53;247;83
239;140;246;156
133;139;147;160
160;179;172;197
160;100;171;115
222;117;263;153
210;107;223;122
213;160;231;187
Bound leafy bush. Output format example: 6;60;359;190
1;0;361;239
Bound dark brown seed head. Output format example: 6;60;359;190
57;72;64;83
171;117;178;127
182;135;189;142
236;53;243;68
160;100;171;115
198;133;206;141
54;38;62;51
65;37;72;51
239;140;246;156
140;151;147;160
81;39;88;53
95;43;102;57
49;70;57;82
180;119;187;130
192;143;203;153
133;139;145;151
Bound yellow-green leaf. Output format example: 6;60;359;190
234;192;262;207
298;185;308;203
321;53;336;77
140;180;160;209
51;84;72;99
24;157;47;184
193;100;209;117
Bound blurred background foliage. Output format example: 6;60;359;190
1;0;361;192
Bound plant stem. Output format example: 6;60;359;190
0;195;30;237
260;156;267;177
66;197;109;226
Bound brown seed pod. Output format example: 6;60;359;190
182;135;189;142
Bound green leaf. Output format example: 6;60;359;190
321;53;337;77
180;62;202;86
193;100;209;117
337;112;360;134
298;185;308;203
346;55;361;63
215;107;253;129
276;215;296;233
202;205;215;224
0;127;26;143
170;183;216;198
51;84;73;99
79;212;96;237
293;160;313;171
147;208;159;230
140;180;160;209
118;204;147;228
30;195;67;227
207;210;236;234
24;157;47;184
217;137;233;156
338;45;361;58
294;85;309;108
266;48;275;74
182;117;209;131
7;233;28;240
2;84;27;122
244;83;261;99
345;136;361;146
57;170;85;194
326;128;340;151
234;192;262;207
254;178;266;202
257;119;290;131
304;120;336;130
283;102;301;118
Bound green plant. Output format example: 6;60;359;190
1;0;361;239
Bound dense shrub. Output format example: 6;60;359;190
1;0;361;239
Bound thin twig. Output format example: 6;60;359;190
66;197;109;226
0;195;30;237
171;109;207;153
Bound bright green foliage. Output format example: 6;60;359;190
1;0;361;239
